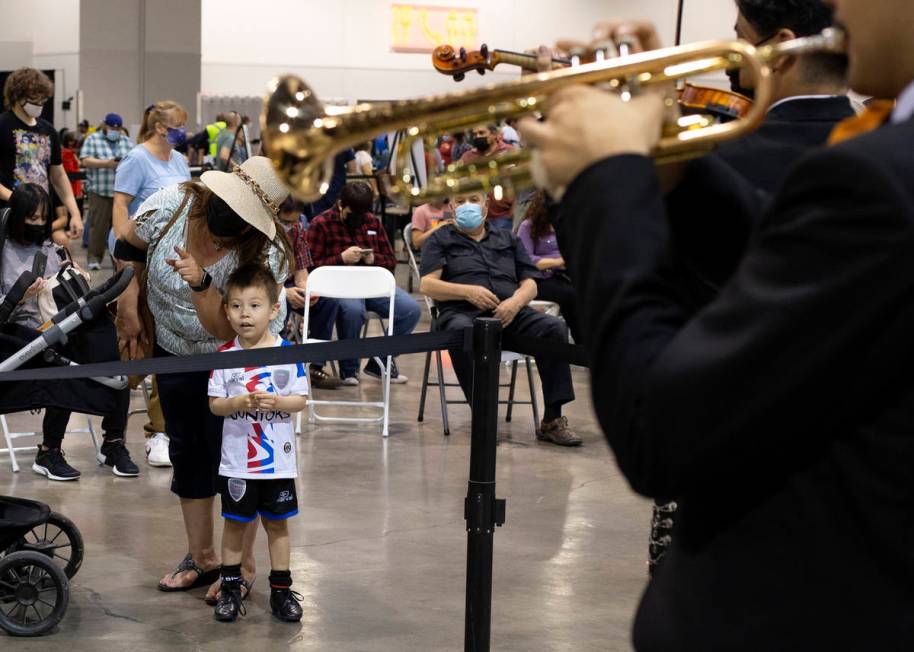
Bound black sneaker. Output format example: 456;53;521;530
214;582;246;622
97;440;140;477
270;586;304;622
32;446;81;481
309;366;341;390
363;358;408;384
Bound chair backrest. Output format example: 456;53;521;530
306;266;396;300
402;224;434;315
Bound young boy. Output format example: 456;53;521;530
208;263;308;623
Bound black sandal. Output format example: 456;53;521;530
157;553;221;592
204;576;254;606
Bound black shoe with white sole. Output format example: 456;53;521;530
32;446;81;481
97;439;140;477
363;358;409;384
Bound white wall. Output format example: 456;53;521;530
201;0;738;102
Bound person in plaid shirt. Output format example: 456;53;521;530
306;181;420;385
277;197;341;389
79;112;132;269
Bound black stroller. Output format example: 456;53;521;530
0;267;134;635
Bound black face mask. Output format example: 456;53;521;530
206;195;248;238
472;136;490;152
22;224;46;245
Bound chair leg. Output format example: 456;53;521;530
1;415;20;473
525;356;540;430
418;351;432;422
506;360;518;423
435;350;450;436
86;416;100;456
382;354;391;438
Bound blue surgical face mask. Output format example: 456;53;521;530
165;126;187;147
105;129;119;142
455;202;484;231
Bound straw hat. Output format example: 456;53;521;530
200;156;288;241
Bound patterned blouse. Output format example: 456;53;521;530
134;184;289;356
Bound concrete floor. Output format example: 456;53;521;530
0;257;651;651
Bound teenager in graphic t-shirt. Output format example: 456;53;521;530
208;263;308;624
0;68;83;240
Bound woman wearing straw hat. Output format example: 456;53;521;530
113;156;294;600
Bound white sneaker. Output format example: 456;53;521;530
87;261;102;271
340;375;360;386
145;432;172;467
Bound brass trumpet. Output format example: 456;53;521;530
262;28;845;204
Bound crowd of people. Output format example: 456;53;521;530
1;0;912;644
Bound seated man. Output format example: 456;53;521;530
419;192;579;446
306;181;421;385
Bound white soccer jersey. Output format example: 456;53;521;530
208;336;309;479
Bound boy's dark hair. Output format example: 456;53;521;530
3;67;53;111
224;262;279;305
6;183;51;245
735;0;847;83
339;181;374;214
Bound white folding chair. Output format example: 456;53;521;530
302;266;396;437
1;412;100;473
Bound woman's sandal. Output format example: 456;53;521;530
204;576;254;606
157;553;222;592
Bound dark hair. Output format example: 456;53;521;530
279;197;303;214
523;190;554;242
224;262;280;305
180;182;294;282
339;181;374;214
7;183;52;245
3;67;53;111
735;0;847;82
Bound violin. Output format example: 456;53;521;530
432;45;754;122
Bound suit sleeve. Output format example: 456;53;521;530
559;151;914;498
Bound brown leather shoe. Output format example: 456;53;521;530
310;367;341;390
536;417;582;446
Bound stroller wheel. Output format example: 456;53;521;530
7;512;84;579
0;550;69;636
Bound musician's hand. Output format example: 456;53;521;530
518;86;665;197
590;20;665;53
165;245;204;287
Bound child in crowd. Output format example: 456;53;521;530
208;263;309;623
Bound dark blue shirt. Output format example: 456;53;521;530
420;223;540;315
306;148;355;218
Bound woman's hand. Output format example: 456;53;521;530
116;307;147;360
68;213;84;239
21;278;44;303
165;245;204;287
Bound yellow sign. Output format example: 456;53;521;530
391;4;479;53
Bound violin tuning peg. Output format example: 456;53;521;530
477;69;485;75
480;43;489;58
459;47;467;61
454;73;465;82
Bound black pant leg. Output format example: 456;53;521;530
535;275;581;343
436;311;476;401
42;407;70;448
506;307;575;407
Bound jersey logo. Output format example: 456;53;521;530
277;490;292;503
273;368;290;391
283;442;292;454
227;478;247;502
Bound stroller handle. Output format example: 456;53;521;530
80;266;135;321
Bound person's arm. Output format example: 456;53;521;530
81;156;117;169
420;269;500;310
559;147;914;499
49;165;82;237
218;145;231;169
166;245;235;340
305;221;341;268
113;226;150;360
370;218;398;271
112;192;134;239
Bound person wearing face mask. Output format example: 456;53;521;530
419;192;580;446
79;112;132;270
0;68;84;244
306;181;421;385
113;156;295;601
0;183;137;481
111;100;191;468
458;124;516;230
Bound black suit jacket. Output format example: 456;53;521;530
667;96;856;296
559;116;914;650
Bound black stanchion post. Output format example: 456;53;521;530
465;318;506;652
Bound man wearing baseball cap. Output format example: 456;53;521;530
80;112;132;269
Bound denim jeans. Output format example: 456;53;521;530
335;287;421;377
